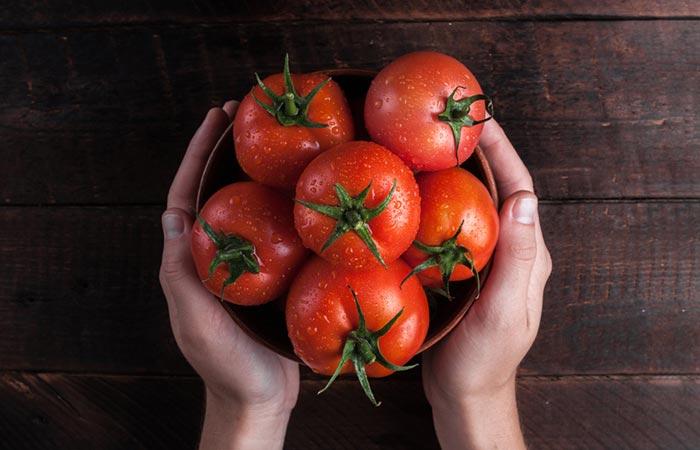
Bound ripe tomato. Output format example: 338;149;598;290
364;51;493;172
286;255;429;405
234;55;355;189
294;140;420;270
191;182;308;305
402;167;499;296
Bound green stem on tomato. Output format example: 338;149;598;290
317;286;418;406
437;87;494;165
252;53;330;128
401;220;481;300
296;180;397;267
197;214;260;300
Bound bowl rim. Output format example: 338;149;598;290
195;68;499;362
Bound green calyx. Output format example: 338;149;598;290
437;87;494;165
252;53;330;128
317;286;418;406
296;180;397;267
401;220;480;300
197;214;260;299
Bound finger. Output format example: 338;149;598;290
222;100;239;120
167;108;231;214
473;191;538;330
159;207;222;324
479;119;534;199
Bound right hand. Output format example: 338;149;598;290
422;119;552;449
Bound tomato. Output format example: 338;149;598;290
191;182;308;305
364;51;493;172
402;167;499;296
294;140;420;270
234;55;355;189
286;255;429;405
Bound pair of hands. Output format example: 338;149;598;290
159;101;551;449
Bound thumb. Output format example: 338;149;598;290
475;191;538;327
159;208;205;300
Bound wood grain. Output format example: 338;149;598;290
2;0;698;29
0;202;696;375
1;21;697;205
0;373;697;449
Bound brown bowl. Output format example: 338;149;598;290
196;69;498;362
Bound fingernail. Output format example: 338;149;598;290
162;213;184;240
513;196;537;225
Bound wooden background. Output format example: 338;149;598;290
1;1;699;448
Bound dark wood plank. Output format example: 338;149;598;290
2;0;698;29
1;21;697;205
0;202;697;375
0;373;698;449
0;207;190;374
525;201;700;375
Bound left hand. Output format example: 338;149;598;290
158;101;298;449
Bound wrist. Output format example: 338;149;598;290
429;377;525;450
200;388;292;450
429;372;516;412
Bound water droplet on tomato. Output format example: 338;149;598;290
373;99;383;109
271;233;284;244
399;135;407;143
331;126;340;135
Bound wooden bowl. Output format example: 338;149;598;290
196;69;498;362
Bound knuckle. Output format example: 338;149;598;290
509;241;537;262
160;254;186;283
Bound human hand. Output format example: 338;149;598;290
159;102;298;450
422;119;552;449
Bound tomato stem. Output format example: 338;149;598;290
317;286;418;406
283;92;299;116
251;53;330;128
196;214;260;300
296;179;397;267
437;87;494;165
400;220;481;300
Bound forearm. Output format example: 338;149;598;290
430;379;525;450
199;389;291;450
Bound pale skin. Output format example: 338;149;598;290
159;102;551;450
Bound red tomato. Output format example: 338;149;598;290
286;255;429;405
294;140;420;270
234;55;355;189
364;51;493;172
403;167;499;295
191;182;308;305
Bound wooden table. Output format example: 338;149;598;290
1;2;698;448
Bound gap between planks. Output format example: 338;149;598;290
0;16;699;35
